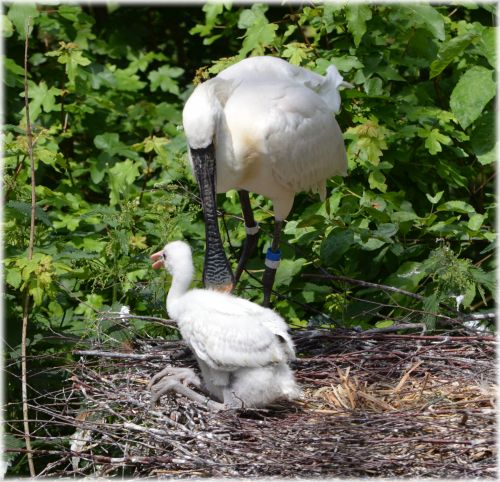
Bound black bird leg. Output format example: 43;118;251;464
234;190;260;285
262;220;283;307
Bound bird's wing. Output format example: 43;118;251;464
258;310;296;361
223;80;347;203
217;56;349;113
218;56;324;89
176;291;290;371
267;83;348;196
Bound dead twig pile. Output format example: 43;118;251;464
4;328;496;478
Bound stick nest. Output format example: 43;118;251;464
11;327;497;478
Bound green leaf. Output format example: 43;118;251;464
470;109;496;165
6;200;51;226
345;118;389;166
274;258;306;287
423;292;438;329
346;4;372;47
21;81;61;121
426;191;444;204
437;200;476;214
37;148;63;171
108;159;141;205
281;42;309;65
47;301;64;319
375;223;398;241
321;56;363;73
189;2;225;37
375;320;393;329
2;14;14;38
148;65;183;94
450;67;495;129
238;4;277;56
368;170;387;192
7;3;39;38
384;261;425;292
3;56;25;87
402;4;445;41
47;45;91;86
320;228;354;265
30;286;45;306
467;213;484;231
75;294;104;317
364;76;383;96
238;4;266;28
113;68;147;92
477;27;496;68
391;211;420;223
82;237;107;253
53;213;80;231
297;214;326;229
429;33;478;79
419;127;451;155
94;133;139;159
57;5;82;22
359;237;385;251
5;267;22;289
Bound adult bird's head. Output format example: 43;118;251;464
183;77;235;149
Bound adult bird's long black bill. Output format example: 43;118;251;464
190;144;234;291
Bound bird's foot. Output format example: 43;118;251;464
148;366;201;391
148;367;226;411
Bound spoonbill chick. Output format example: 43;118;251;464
183;55;350;305
148;240;300;410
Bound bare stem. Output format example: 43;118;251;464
21;16;36;477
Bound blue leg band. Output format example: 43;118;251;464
265;248;281;269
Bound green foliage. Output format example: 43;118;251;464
3;4;496;474
420;244;495;328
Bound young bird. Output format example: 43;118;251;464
148;240;299;410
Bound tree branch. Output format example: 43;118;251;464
21;16;36;478
73;350;180;360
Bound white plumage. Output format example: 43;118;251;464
182;56;350;304
149;240;299;409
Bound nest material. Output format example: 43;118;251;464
11;328;497;478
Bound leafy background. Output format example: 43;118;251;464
2;2;496;474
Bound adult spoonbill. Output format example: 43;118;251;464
183;56;350;306
148;240;299;409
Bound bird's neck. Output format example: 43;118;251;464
166;262;194;313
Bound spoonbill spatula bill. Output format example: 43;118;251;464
183;56;350;305
148;241;299;410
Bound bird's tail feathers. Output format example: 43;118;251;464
318;65;352;114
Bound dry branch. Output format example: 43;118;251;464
21;16;36;477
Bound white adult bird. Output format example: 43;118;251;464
183;55;350;306
148;240;299;410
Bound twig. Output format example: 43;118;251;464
362;323;426;335
100;313;178;329
21;16;36;478
4;448;173;465
302;273;427;302
73;350;175;361
462;312;495;321
5;155;27;200
303;272;459;314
